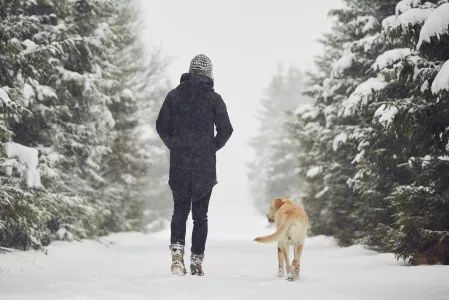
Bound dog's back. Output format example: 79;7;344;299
255;199;308;244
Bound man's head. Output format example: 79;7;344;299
266;198;288;223
189;54;213;80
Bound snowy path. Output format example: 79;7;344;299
2;219;449;300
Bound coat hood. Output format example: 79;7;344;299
177;73;214;95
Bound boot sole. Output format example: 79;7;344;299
171;265;186;276
190;271;204;276
190;266;204;276
172;270;186;276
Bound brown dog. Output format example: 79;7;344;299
254;197;308;281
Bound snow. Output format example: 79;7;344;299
333;132;348;151
422;154;432;167
372;48;411;71
57;66;85;83
417;3;449;49
23;83;35;105
352;34;381;52
374;104;399;128
314;186;329;199
431;59;449;94
340;77;389;117
36;85;57;101
56;228;75;242
397;8;433;29
21;82;36;107
332;51;355;77
352;149;365;164
421;2;438;10
2;142;41;188
306;166;323;178
396;0;422;15
382;15;398;28
0;87;12;107
421;80;430;92
104;107;116;129
358;139;370;151
361;16;380;34
294;103;313;115
94;22;110;38
301;108;319;120
89;169;106;183
121;88;135;100
438;155;449;161
1;224;449;300
25;0;37;7
294;103;318;120
351;16;380;35
284;153;294;160
22;39;38;55
52;22;67;35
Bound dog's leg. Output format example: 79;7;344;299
280;242;290;277
294;243;304;279
287;243;304;282
277;244;285;277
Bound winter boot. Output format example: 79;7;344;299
169;244;186;276
190;253;204;276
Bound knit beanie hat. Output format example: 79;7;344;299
189;54;213;80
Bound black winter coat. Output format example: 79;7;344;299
156;73;233;200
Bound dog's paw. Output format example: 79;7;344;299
286;273;298;282
277;269;285;277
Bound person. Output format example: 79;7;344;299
156;54;233;276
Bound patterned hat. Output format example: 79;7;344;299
189;54;213;80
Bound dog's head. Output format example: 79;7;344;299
266;198;288;223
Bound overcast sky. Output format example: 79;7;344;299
138;0;342;215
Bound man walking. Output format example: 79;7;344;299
156;54;233;276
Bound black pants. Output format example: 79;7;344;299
170;186;212;255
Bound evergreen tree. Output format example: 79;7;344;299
293;0;449;263
0;0;57;249
99;1;171;233
375;0;449;264
10;0;121;240
290;0;398;245
0;0;171;248
249;65;312;213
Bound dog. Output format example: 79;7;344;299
254;197;308;282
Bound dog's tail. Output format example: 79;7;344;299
254;220;291;243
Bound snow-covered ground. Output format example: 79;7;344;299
1;211;449;300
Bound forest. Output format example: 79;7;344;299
249;0;449;265
0;0;171;251
1;0;449;267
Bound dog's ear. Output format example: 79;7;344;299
273;198;286;210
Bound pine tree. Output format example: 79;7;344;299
9;0;121;240
294;0;449;262
290;0;398;246
0;0;55;250
340;0;449;258
1;0;171;248
99;1;171;233
249;65;312;213
373;0;449;264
